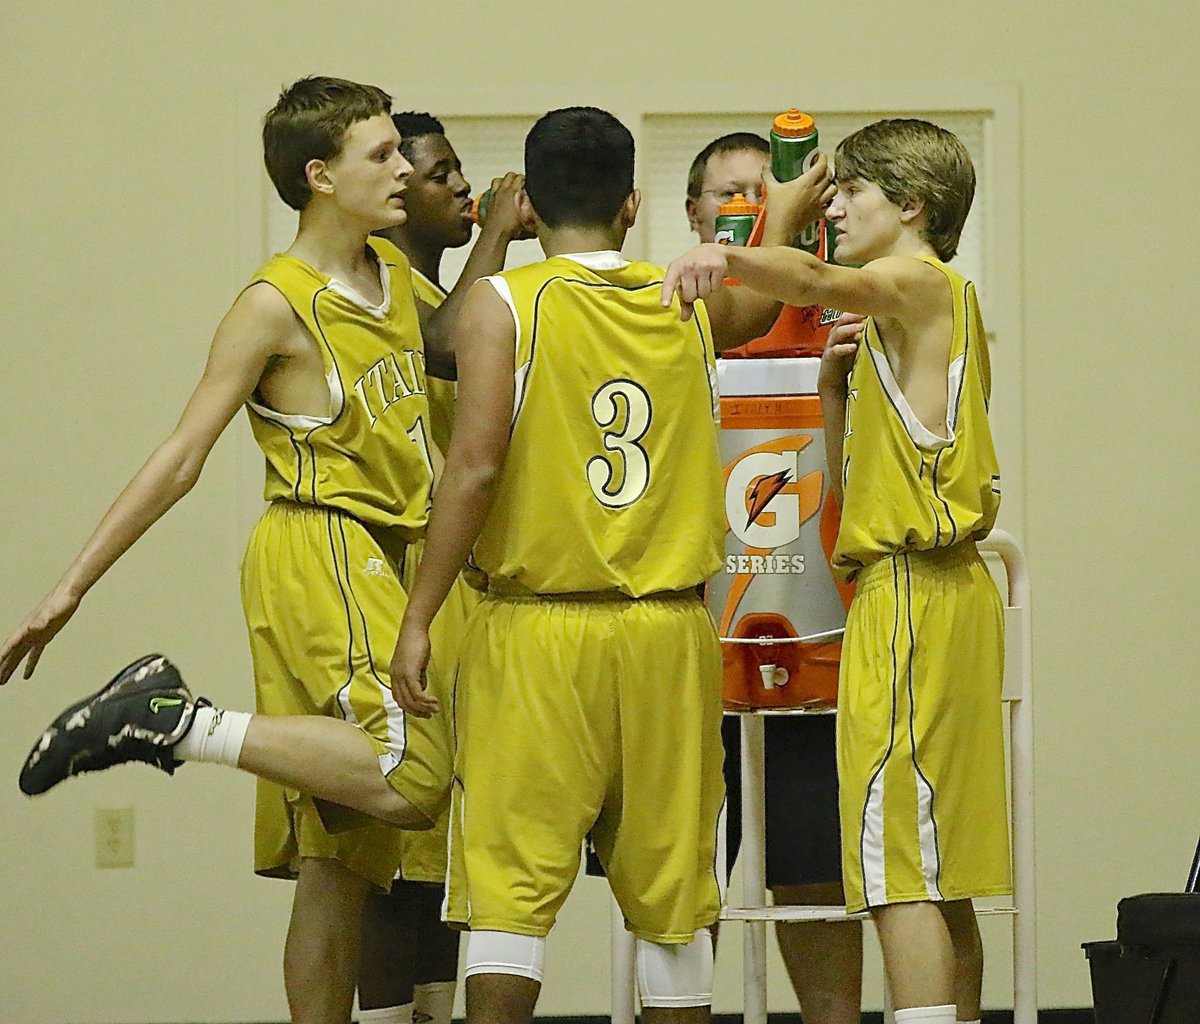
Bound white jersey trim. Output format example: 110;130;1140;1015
556;249;631;271
326;255;392;320
246;365;344;430
945;352;966;432
867;344;965;452
916;768;944;900
377;680;408;774
483;275;528;426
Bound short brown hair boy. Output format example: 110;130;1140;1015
262;75;392;211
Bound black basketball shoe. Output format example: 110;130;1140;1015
19;654;206;796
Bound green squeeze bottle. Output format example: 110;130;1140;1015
714;193;759;247
770;109;821;254
471;189;493;225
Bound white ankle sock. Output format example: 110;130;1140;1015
959;1019;981;1024
173;706;251;767
414;980;456;1024
893;1007;957;1024
358;1003;414;1023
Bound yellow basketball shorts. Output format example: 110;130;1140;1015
838;542;1011;914
396;573;484;884
241;500;453;890
446;589;725;942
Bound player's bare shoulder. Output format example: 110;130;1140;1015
224;281;327;415
863;255;952;343
221;282;309;359
869;255;947;313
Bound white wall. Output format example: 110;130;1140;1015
1;2;1197;1021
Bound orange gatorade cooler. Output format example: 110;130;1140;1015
708;357;854;709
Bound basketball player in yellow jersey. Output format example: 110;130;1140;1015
3;78;464;1024
663;118;1006;1024
359;111;528;1024
388;107;831;1024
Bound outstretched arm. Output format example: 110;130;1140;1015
664;246;941;329
420;173;530;380
0;284;294;684
389;281;516;714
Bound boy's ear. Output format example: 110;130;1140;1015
685;196;701;234
517;191;541;234
305;158;334;198
620;189;642;230
899;197;926;225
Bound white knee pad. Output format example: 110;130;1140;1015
465;930;546;983
635;930;713;1008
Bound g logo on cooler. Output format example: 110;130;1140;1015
724;435;824;549
726;450;803;548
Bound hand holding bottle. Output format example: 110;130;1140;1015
472;173;536;241
758;154;835;248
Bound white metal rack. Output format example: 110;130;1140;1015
610;529;1036;1024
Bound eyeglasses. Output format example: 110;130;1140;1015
699;185;766;205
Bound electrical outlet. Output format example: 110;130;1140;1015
95;807;134;868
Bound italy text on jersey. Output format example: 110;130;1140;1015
352;350;428;428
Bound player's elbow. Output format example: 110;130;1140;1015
459;457;502;499
713;300;780;352
746;297;783;339
157;436;209;496
167;458;205;499
174;460;204;494
423;331;457;381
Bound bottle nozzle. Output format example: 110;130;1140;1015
772;109;816;139
717;193;761;217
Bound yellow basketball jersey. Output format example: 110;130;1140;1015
245;236;433;532
833;257;1000;580
411;268;458;459
473;252;724;596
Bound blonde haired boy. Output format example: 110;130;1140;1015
663;118;1009;1024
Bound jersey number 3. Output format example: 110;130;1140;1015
586;379;652;509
